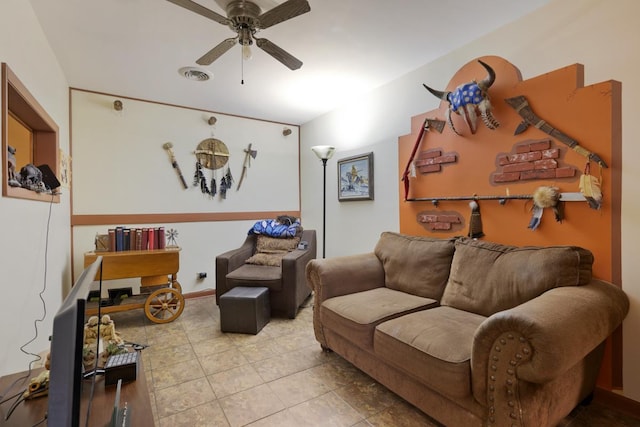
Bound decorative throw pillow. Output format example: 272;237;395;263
245;235;301;266
374;232;456;300
245;252;287;267
256;235;300;253
441;237;594;317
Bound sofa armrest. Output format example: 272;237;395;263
306;253;385;348
215;235;255;304
306;252;385;300
471;279;629;424
281;243;316;318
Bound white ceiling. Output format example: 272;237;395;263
28;0;549;125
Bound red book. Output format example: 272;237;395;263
148;228;155;250
157;227;166;249
141;228;149;250
136;229;142;250
108;229;116;252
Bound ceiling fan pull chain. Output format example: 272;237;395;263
241;49;245;85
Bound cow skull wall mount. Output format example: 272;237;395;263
423;60;499;135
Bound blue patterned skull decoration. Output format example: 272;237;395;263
423;60;499;135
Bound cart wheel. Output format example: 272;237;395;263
171;280;182;294
144;288;184;324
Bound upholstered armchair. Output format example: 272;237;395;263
216;229;317;318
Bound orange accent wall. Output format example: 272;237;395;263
398;56;622;388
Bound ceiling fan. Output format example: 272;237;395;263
166;0;310;70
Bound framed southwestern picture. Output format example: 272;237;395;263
337;152;374;201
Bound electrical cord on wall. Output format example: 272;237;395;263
0;194;54;417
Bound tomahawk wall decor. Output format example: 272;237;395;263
337;152;374;201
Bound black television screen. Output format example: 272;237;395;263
47;256;102;427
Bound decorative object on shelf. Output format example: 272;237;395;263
165;0;310;71
18;164;46;192
162;142;188;189
7;145;20;187
505;95;608;168
166;228;179;247
401;117;445;200
311;145;335;258
423;60;499;135
237;143;257;190
579;163;603;210
338;152;374;201
468;200;484;238
528;186;563;231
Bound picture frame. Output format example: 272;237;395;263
337;152;374;201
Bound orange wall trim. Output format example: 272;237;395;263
71;211;301;226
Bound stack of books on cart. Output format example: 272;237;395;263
95;226;166;252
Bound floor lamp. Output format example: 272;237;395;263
311;145;335;258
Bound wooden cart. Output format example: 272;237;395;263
83;248;184;323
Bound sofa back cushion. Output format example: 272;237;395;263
441;238;594;316
374;232;456;300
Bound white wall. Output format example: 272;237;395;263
70;90;300;293
300;0;640;402
0;1;71;376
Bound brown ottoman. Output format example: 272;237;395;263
220;286;270;334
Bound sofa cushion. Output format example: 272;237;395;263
321;287;438;350
374;232;456;300
441;238;594;317
226;264;282;291
374;306;486;398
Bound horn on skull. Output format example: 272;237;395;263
477;60;496;91
422;84;450;101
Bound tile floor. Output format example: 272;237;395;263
108;295;640;427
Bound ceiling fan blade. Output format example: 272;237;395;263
255;38;303;70
257;0;310;29
196;38;238;65
165;0;230;26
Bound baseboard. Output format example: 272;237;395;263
594;387;640;418
183;289;216;299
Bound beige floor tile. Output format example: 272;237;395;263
245;409;301;427
185;324;226;343
158;401;230;427
286;391;363;426
146;343;197;370
145;330;191;352
207;363;265;398
334;378;401;418
268;368;332;407
152;357;206;390
154;377;216;418
364;400;441;426
219;383;286;427
236;338;282;363
199;347;249;375
191;335;236;358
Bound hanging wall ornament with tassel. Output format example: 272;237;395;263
528;186;563;231
579;162;603;210
468;200;484;238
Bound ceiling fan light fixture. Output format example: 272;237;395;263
178;66;212;81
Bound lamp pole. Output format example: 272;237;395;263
311;145;336;258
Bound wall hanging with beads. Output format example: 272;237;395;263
193;137;234;199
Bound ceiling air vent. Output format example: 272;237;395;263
178;66;212;81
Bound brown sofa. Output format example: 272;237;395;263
216;229;316;318
306;232;629;427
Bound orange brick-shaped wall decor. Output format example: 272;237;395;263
491;138;578;184
414;148;458;174
397;56;621;389
417;210;464;232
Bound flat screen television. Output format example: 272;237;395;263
47;256;102;427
